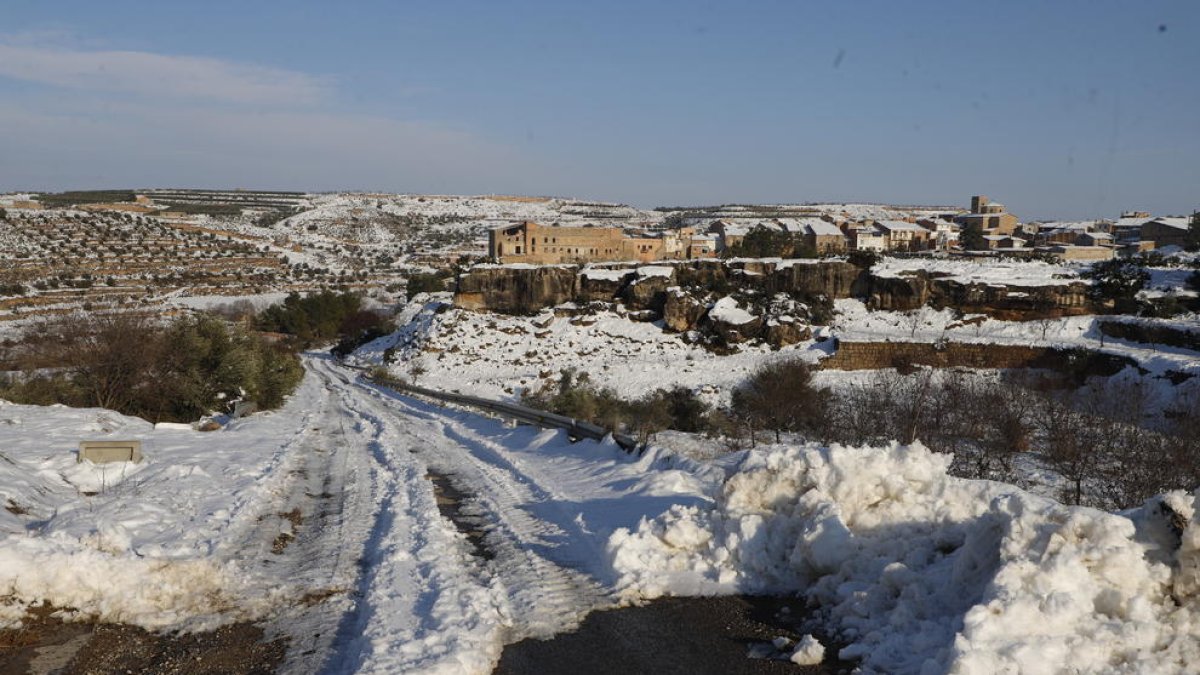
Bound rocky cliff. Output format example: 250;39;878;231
453;260;858;348
864;271;1093;318
453;264;578;314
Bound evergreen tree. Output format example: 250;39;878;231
960;222;986;250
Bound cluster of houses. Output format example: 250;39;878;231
489;195;1196;264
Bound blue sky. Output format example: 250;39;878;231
0;0;1195;219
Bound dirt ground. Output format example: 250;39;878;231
494;595;850;675
0;605;286;675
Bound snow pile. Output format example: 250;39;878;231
608;442;1200;673
0;540;264;629
790;634;825;665
708;297;756;325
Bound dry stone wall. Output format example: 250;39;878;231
821;340;1136;379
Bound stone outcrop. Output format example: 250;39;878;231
863;271;1094;318
453;265;578;314
455;260;861;315
765;318;812;348
663;289;707;332
453;259;1095;322
577;269;634;302
705;298;763;344
622;269;677;313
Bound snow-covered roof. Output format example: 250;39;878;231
854;228;885;238
770;217;841;237
1038;221;1095;232
1147;217;1189;231
876;220;926;232
803;220;845;237
773;218;808;233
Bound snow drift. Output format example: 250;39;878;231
607;442;1200;674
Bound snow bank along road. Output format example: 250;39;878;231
0;354;708;673
5;353;1200;674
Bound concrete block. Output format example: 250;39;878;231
233;400;258;418
78;440;143;464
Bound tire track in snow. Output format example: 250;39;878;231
348;374;615;643
310;357;505;675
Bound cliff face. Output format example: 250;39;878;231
453;265;578;314
864;271;1094;318
456;261;861;311
452;260;1095;320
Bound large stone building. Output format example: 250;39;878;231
954;195;1019;237
488;221;714;264
875;220;932;251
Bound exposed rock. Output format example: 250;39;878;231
864;270;1093;317
577;269;634;302
766;260;863;298
452;259;1093;322
454;265;578;314
866;273;930;311
628;310;661;322
623;272;675;313
765;318;812;348
706;298;762;344
663;289;708;332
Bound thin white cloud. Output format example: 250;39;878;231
0;41;329;106
0;99;553;194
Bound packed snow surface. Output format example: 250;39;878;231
607;441;1200;674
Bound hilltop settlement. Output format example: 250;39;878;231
0;188;1199;674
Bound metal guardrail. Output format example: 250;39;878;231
346;364;640;452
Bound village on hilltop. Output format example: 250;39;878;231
488;194;1196;264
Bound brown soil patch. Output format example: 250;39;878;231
271;508;304;555
495;595;851;675
0;605;286;675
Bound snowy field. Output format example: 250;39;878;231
351;295;831;406
350;293;1200;410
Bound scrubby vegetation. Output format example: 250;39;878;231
404;269;455;300
254;290;395;356
718;364;1200;511
0;313;302;423
521;369;711;443
723;228;816;259
1084;258;1149;313
731;359;828;442
35;190;138;208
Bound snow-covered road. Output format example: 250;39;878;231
285;356;710;673
0;355;711;673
